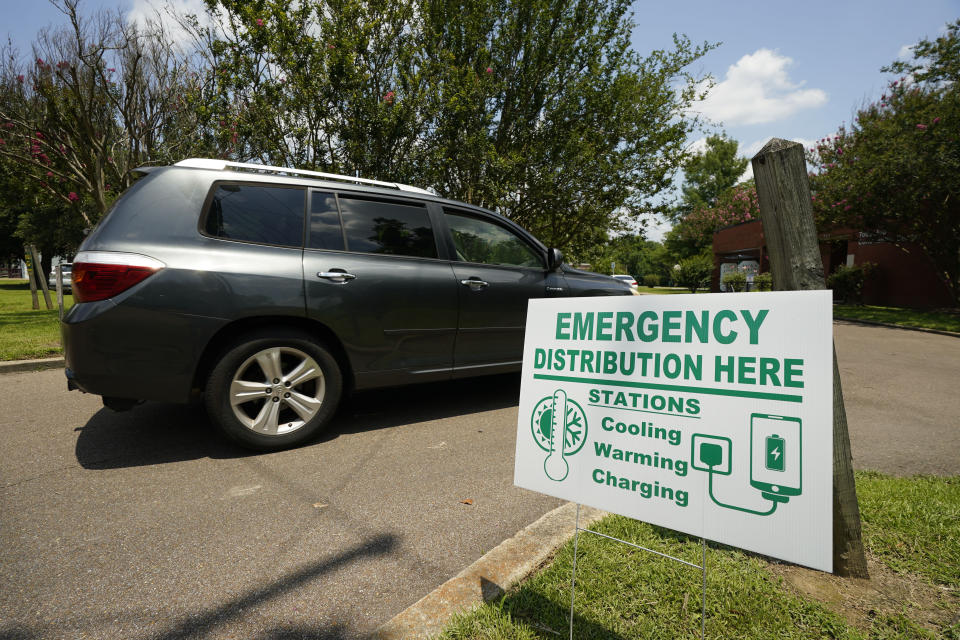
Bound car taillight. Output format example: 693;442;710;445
72;251;165;303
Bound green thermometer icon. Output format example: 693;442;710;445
544;389;570;481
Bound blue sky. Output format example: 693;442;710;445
6;0;958;238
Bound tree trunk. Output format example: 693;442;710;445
751;138;869;578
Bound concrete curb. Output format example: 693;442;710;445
0;356;65;374
374;502;606;640
834;317;960;339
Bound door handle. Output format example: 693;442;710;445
317;270;356;283
460;278;489;290
546;286;565;293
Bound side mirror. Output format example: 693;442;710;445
547;248;564;271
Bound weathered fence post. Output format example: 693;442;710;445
24;245;40;310
751;138;869;578
29;244;53;310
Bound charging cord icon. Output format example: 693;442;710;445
694;437;783;516
691;433;790;516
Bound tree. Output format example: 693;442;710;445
808;20;960;305
0;0;204;228
672;133;749;221
676;181;759;250
661;134;751;260
186;0;717;254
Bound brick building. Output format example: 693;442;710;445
712;220;953;308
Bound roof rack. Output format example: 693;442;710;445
174;158;434;195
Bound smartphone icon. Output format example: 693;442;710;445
750;414;801;497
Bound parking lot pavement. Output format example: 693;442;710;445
834;321;960;476
1;321;956;638
0;370;562;639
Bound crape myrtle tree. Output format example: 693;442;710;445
676;180;760;251
185;0;716;254
0;0;205;232
808;19;960;305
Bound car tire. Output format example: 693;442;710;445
205;329;343;451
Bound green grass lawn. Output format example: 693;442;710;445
0;280;72;361
439;472;960;640
833;304;960;333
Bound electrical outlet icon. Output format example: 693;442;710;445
691;434;732;475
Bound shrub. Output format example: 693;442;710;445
643;274;660;288
827;262;876;304
721;270;748;292
753;272;773;291
674;255;713;293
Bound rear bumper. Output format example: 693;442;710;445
62;299;224;404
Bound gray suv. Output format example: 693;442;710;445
63;159;630;450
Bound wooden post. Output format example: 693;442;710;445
29;245;54;310
752;138;869;578
24;246;40;310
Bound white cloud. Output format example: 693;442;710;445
691;49;827;126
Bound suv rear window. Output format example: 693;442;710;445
205;184;305;247
339;196;437;259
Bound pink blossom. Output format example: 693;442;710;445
383;90;395;104
16;74;23;83
933;117;940;125
36;57;44;66
0;139;4;145
328;44;335;50
35;131;44;139
916;124;927;130
67;192;79;202
485;67;493;74
107;68;115;73
46;171;53;177
256;18;264;26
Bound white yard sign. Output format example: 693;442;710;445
514;290;834;572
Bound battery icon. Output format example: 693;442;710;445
765;435;785;472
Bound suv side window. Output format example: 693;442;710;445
308;191;345;251
444;209;544;268
205;184;305;247
339;196;437;259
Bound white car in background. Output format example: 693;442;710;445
612;274;639;294
49;263;72;292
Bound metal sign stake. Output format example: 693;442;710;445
567;504;707;639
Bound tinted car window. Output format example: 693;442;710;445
205;184;305;247
444;210;543;268
340;197;437;258
308;191;345;251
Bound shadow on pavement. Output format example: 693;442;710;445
75;373;521;470
0;536;395;640
149;534;396;640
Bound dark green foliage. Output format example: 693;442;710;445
643;274;660;287
192;0;716;254
674;133;749;221
826;263;876;304
809;20;960;305
752;272;773;291
721;269;747;292
673;253;712;293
